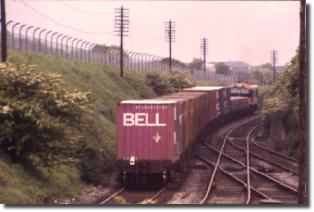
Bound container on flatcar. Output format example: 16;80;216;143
183;86;231;118
116;100;177;175
154;91;211;150
183;86;219;117
223;87;232;114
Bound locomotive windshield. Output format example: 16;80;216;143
230;88;251;96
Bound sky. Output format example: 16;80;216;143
6;0;300;66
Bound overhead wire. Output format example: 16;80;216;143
57;0;114;16
19;0;113;35
132;24;164;42
18;0;195;62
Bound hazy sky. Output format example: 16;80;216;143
7;0;300;65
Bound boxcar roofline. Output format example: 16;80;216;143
120;100;176;104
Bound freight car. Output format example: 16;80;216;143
183;86;231;122
116;86;257;186
229;82;259;112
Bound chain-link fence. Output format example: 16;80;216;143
3;20;238;85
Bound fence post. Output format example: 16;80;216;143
65;36;73;58
38;29;47;53
32;27;41;52
18;24;27;50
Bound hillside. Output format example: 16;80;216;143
0;51;198;204
0;51;157;203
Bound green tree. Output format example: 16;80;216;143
215;62;231;74
160;58;187;68
188;58;203;70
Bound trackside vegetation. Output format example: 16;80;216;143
0;51;196;203
260;51;300;158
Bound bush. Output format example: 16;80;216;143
0;63;89;173
261;51;299;157
146;69;196;96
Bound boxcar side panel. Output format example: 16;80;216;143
117;103;175;162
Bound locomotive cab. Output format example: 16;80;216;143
229;82;259;112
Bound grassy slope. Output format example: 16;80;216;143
0;51;155;203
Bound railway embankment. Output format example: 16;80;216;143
0;51;196;203
258;52;299;159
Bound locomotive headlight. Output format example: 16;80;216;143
129;156;136;166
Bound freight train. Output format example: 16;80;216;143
229;81;259;112
116;84;258;186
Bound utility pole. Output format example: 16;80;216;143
271;49;277;85
1;0;7;62
298;0;307;204
114;6;129;78
165;20;175;72
200;38;208;72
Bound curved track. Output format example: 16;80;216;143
197;116;298;204
100;186;169;204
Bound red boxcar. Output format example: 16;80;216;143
116;100;177;175
183;86;224;118
116;91;217;183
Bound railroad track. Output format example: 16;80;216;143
229;124;299;189
249;125;298;175
99;186;168;204
196;116;298;204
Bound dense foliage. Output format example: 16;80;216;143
215;62;231;75
261;51;299;156
145;69;196;95
188;58;203;70
0;62;90;171
249;63;273;85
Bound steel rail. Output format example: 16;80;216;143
250;125;298;163
228;137;298;175
245;123;261;204
203;140;298;194
197;154;272;201
200;116;261;204
100;186;167;204
100;187;125;204
148;186;168;202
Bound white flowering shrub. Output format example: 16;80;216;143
0;63;90;171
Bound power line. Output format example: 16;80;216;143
132;24;164;41
271;49;278;85
19;0;113;35
201;38;208;71
176;42;195;58
114;6;129;78
165;20;175;71
58;0;113;16
1;0;8;62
